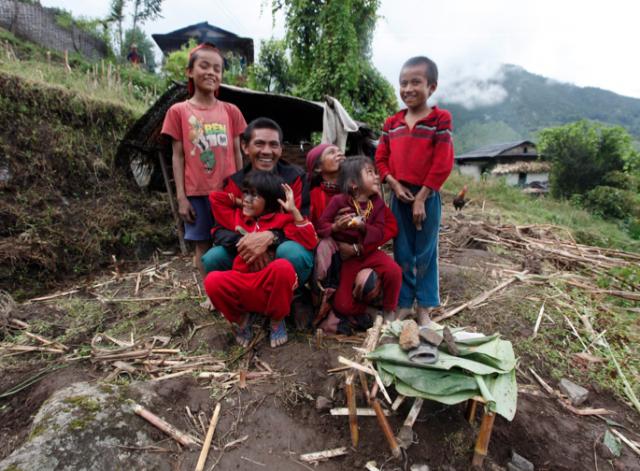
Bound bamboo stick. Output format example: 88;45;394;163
371;399;401;458
299;447;349;462
133;404;199;448
345;376;358;447
195;403;221;471
471;410;495;467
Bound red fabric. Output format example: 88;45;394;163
311;187;397;253
224;171;304;212
204;258;297;323
316;194;386;247
333;250;401;316
306;143;332;180
375;106;454;191
161;101;246;195
209;191;318;272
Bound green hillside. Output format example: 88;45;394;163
445;65;640;153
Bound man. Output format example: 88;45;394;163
201;117;313;285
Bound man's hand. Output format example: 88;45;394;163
247;252;271;272
237;231;273;265
177;196;196;224
412;198;426;229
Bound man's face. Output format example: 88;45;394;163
242;128;282;172
399;64;436;109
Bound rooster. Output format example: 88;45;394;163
453;185;468;211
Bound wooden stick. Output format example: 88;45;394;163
358;371;370;403
2;345;65;354
402;398;423;428
133;404;199;448
345;376;358;447
150;369;194;382
610;428;640;457
9;318;29;329
330;407;390;416
391;395;406;411
195;403;221;471
158;150;188;255
372;399;401;458
299;447;349;463
466;399;478;425
532;302;545;337
472;410;496;467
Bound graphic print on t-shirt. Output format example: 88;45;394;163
187;114;229;172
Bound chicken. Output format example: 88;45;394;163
452;185;468;211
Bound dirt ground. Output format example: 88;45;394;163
1;208;639;471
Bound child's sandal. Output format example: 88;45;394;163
269;319;288;348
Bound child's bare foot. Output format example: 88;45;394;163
200;298;215;311
382;310;396;323
270;319;288;348
231;314;254;347
397;307;414;321
417;307;432;326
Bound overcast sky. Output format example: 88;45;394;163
43;0;640;105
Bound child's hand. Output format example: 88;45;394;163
333;209;355;232
278;183;296;213
177;196;196;224
412;199;426;230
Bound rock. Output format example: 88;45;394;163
510;451;534;471
399;319;420;351
0;382;173;471
410;465;430;471
315;395;333;411
558;378;589;406
419;326;443;346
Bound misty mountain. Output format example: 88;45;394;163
440;65;640;154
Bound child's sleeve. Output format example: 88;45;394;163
228;103;248;136
284;220;318;250
316;196;342;239
375;117;392;182
423;110;454;191
160;104;182;142
208;191;238;230
363;205;397;254
361;198;386;247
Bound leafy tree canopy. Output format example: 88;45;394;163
248;39;292;94
122;27;156;71
538;120;640;198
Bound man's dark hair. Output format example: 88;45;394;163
241;117;284;145
338;156;373;196
241;170;286;214
402;56;438;84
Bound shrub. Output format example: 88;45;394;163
582;186;640;220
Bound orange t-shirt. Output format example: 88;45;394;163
161;100;247;196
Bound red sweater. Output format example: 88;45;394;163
209;191;318;272
311;185;398;250
375;106;454;191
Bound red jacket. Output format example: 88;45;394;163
375;106;454;191
209;191;318;272
311;186;397;251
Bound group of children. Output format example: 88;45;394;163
161;43;454;348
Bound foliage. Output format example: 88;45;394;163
538;120;639;198
271;0;397;127
582;186;640;229
222;51;248;87
247;39;292;94
105;0;163;57
122;27;156;71
51;7;112;54
161;38;196;84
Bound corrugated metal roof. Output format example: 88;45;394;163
455;140;536;160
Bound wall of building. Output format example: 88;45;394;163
0;0;108;60
526;172;549;184
457;164;482;180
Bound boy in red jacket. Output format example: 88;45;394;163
204;171;318;347
375;56;454;325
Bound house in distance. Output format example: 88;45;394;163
455;140;550;192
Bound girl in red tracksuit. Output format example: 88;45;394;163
316;156;402;322
204;171;318;348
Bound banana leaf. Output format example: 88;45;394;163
377;362;478;396
453;338;516;371
368;343;511;375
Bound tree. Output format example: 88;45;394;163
107;0;163;57
538;120;639;198
248;39;292;94
271;0;396;127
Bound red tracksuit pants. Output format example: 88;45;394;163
204;259;298;324
333;250;402;316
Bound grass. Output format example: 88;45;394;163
0;27;163;115
442;173;640;252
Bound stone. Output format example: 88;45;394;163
315;395;333;411
510;451;534;471
410;465;430;471
399;319;420;351
0;382;173;471
558;378;589;406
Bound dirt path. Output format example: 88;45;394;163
1;208;639;470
